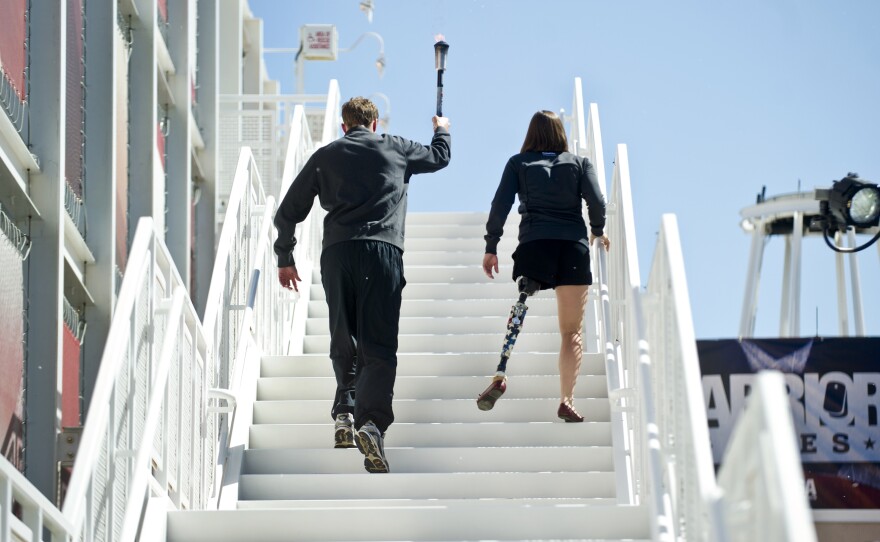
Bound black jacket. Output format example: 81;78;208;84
484;151;605;254
274;125;451;267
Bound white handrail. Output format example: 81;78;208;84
1;455;73;541
717;371;817;542
62;217;214;541
321;79;341;147
644;214;723;541
597;140;680;540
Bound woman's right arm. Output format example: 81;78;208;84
579;157;606;237
484;158;518;255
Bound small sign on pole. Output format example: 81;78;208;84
300;24;338;61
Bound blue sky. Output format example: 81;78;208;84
252;0;880;340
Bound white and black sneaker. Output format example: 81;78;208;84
334;413;356;449
355;421;390;473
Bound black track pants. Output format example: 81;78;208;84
320;240;405;433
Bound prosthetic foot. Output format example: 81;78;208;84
476;277;540;411
476;372;507;411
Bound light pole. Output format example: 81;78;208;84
359;0;375;23
291;28;385;94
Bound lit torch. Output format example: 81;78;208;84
433;35;449;117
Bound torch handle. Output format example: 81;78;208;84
436;70;445;117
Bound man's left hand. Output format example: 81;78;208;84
278;265;301;292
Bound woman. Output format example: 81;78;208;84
478;110;610;422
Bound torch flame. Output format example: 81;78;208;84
434;34;445;42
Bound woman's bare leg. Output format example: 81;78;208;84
555;285;589;405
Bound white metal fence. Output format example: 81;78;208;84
642;214;726;541
61;217;215;542
717;371;817;542
218;79;341;218
573;74;814;541
1;457;73;541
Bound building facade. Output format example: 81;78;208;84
0;0;273;503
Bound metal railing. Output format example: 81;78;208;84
61;216;214;542
1;457;73;541
642;214;725;541
716;371;816;542
218;80;340;220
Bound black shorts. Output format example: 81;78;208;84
511;239;592;290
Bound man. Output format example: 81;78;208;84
274;96;451;473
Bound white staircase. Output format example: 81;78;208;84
166;211;650;541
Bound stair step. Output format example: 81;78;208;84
242;446;613;474
311;281;532;300
306;315;560;335
261;352;606;377
233;496;620;509
405;212;493;226
404;250;501;266
404;237;519;253
249;422;612;449
309;297;561;318
405;222;503;238
167;503;651;541
256;375;608;401
314;264;518;284
238;471;617;500
164;210;640;542
252;398;610;424
302;332;570;354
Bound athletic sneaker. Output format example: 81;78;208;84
334;413;356;448
355;421;390;473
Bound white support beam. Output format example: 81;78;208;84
130;0;161;244
219;0;244;95
82;0;120;416
24;0;66;501
739;224;765;338
834;233;849;336
165;0;195;286
847;229;866;336
779;237;792;337
788;212;804;336
194;0;219;317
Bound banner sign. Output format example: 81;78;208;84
697;337;880;509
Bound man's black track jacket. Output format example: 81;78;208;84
274;125;451;267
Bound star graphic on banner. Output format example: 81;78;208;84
740;339;813;374
866;438;876;450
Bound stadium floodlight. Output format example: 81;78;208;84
826;173;880;229
814;173;880;253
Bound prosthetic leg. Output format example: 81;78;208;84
476;276;541;411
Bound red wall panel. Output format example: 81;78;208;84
61;325;81;428
0;0;27;99
0;236;25;472
158;0;168;22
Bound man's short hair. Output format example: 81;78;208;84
341;97;379;128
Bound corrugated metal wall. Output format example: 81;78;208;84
0;231;25;473
65;0;85;199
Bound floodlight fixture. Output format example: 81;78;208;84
814;172;880;253
826;173;880;229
